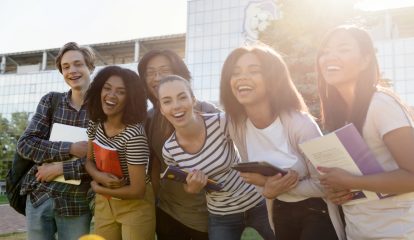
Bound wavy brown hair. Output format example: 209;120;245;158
55;42;96;73
220;44;307;126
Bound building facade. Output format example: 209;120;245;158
0;1;414;120
185;0;414;105
370;7;414;104
186;0;279;102
0;34;185;119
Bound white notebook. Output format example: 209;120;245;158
49;123;88;185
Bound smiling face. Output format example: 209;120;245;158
158;79;196;129
145;55;173;100
101;75;127;119
61;50;91;91
229;52;268;107
318;31;369;89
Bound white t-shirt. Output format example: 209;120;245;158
246;117;298;169
344;92;414;240
245;117;310;202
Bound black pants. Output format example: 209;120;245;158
273;198;338;240
156;207;209;240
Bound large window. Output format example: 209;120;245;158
186;0;244;103
376;38;414;105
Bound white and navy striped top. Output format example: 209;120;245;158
87;120;150;184
162;113;263;215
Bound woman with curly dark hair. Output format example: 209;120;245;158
85;66;155;240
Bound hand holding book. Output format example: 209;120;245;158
262;170;299;199
161;165;223;191
93;140;123;178
299;123;393;205
49;123;87;185
320;183;355;205
92;140;123;199
95;171;127;189
185;170;209;193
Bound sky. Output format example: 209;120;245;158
0;0;413;54
0;0;187;54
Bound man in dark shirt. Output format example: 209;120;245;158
17;42;95;240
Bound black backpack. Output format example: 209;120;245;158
5;92;61;215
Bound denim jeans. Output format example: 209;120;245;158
26;195;91;240
208;200;275;240
273;198;338;240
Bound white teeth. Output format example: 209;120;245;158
105;100;116;106
174;112;185;117
238;85;252;91
327;66;341;71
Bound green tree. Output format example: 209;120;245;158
0;114;13;179
0;112;29;179
10;112;30;141
259;0;363;117
0;115;12;158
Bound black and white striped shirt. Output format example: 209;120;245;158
87;121;150;183
163;113;263;215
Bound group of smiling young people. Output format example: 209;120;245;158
18;24;414;240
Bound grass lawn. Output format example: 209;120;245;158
0;195;8;205
242;227;264;240
0;232;26;240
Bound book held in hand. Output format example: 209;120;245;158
92;140;123;178
232;161;287;176
93;140;123;200
49;123;87;185
160;165;223;191
299;123;393;205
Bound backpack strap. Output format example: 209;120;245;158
49;91;62;119
50;92;61;113
46;92;62;138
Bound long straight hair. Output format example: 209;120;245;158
317;25;380;133
220;44;307;126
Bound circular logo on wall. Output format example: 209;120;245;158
243;0;279;42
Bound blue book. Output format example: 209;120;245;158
161;165;223;191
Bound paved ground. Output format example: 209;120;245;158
0;204;26;234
